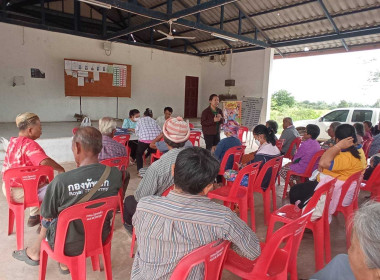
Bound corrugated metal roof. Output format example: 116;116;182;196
4;0;380;56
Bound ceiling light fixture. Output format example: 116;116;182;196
78;0;111;9
172;29;176;32
304;47;310;52
211;33;238;42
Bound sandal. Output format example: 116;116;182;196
12;248;40;266
58;263;70;275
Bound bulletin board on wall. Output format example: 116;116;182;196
64;59;131;97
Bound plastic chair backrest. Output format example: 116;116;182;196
219;146;246;175
72;127;78;135
162;185;174;197
3;166;54;207
189;123;195;129
253;156;283;191
189;131;202;146
284;137;302;160
337;171;363;208
252;210;313;276
52;196;119;259
113;135;130;146
228;162;261;198
170;240;230;280
275;139;285;151
303;178;337;215
301;150;325;176
362;138;373;158
365;164;380;191
238;126;249;143
100;156;129;171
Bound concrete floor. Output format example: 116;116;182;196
0;120;362;279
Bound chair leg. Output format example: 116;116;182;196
271;186;277;212
68;258;87;280
266;218;277;241
38;249;48;280
91;254;100;271
239;201;248;225
343;209;353;249
8;208;14;235
248;196;255;231
312;224;325;271
324;218;332;263
263;193;272;226
282;173;291;199
103;244;113;280
15;208;24;250
130;230;136;258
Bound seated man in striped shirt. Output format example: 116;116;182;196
131;147;261;280
123;116;190;235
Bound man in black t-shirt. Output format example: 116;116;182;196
12;127;122;273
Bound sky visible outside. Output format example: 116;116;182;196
270;49;380;106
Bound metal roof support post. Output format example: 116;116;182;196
150;27;153;44
196;0;201;24
238;10;242;35
102;8;107;37
40;0;45;25
220;5;224;30
317;0;348;51
74;0;80;31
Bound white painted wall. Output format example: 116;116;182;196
200;48;274;122
0;22;202;122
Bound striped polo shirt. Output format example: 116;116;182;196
131;191;261;280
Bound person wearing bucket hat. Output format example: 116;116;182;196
123;117;191;235
2;113;65;228
214;120;242;170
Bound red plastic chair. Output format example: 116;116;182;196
130;185;174;258
224;209;313;280
208;162;261;231
362;138;373;159
39;196;119;280
189;131;202;147
282;150;325;199
72;127;79;135
218;146;246;179
3;166;54;250
266;178;337;274
100;156;129;223
275;139;285;151
361;164;380;200
238;126;249;145
150;138;165;164
334;171;363;249
253;156;283;225
283;137;302;160
188;123;195;129
113;134;130;156
170;240;230;280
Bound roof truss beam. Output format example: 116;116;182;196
317;0;348;51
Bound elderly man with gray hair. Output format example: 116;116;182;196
98;117;130;198
98;117;127;161
309;202;380;280
279;117;300;155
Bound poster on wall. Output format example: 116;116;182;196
241;97;263;129
222;101;242;126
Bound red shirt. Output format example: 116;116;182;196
2;136;49;174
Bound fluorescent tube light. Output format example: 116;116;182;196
78;0;111;9
211;33;238;42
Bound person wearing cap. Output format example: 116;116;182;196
2;113;65;228
123;116;190;235
214;120;242;170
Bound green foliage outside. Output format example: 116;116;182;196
270;89;379;133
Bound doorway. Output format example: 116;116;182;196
184;76;199;118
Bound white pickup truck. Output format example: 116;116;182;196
294;108;380;141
